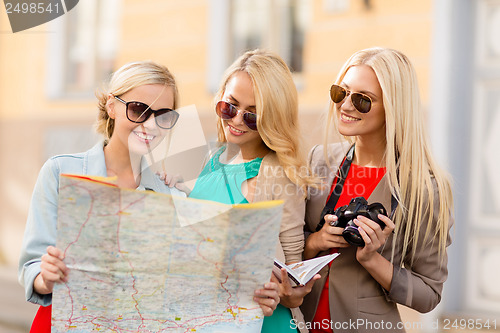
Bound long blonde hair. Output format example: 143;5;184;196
95;60;179;140
326;47;453;263
215;49;315;192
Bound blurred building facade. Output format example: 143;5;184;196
0;0;499;330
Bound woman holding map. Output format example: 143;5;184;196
180;49;318;332
18;60;281;332
301;47;454;333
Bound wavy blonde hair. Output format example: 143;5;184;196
326;47;453;264
215;49;316;192
95;60;179;140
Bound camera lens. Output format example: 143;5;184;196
342;225;365;247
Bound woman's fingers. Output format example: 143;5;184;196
355;217;378;238
255;297;276;316
324;214;337;227
40;258;62;274
321;234;349;250
318;215;350;249
255;282;279;299
156;172;172;185
40;262;66;285
42;246;69;281
280;268;293;296
357;214;394;232
356;216;386;238
354;214;397;257
254;282;279;316
357;225;373;246
47;246;64;259
39;268;63;283
378;214;395;233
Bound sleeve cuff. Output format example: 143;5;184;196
385;265;411;306
22;262;52;306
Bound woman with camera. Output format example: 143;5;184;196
301;47;454;333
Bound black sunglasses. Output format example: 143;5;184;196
114;96;179;129
330;84;373;113
215;101;258;131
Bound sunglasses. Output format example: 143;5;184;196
215;101;258;131
114;96;179;129
330;84;373;113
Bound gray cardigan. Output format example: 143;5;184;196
250;150;309;333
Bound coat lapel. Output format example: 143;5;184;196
367;173;393;214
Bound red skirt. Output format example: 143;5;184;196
30;304;51;333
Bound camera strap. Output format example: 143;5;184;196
316;144;355;231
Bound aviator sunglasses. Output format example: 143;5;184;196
215;101;258;131
114;96;179;129
330;84;373;113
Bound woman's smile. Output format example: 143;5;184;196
340;112;361;122
227;124;248;136
132;130;157;144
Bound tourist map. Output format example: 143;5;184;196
52;174;283;332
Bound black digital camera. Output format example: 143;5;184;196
331;197;387;247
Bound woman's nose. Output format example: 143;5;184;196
231;109;245;125
340;94;356;112
142;113;158;129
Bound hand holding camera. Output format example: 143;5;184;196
306;196;391;258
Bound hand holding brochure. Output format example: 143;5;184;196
273;253;340;286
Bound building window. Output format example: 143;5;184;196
323;0;350;13
230;0;310;73
207;0;310;93
46;0;120;99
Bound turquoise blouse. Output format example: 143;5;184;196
189;147;262;204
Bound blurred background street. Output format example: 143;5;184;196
0;266;36;332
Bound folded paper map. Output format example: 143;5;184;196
52;174;283;332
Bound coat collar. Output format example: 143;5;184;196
84;141;108;177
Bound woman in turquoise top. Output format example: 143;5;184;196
185;50;319;333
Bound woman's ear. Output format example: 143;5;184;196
106;94;116;119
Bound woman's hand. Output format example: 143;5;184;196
353;214;396;291
34;246;69;295
271;268;320;308
355;214;395;263
254;282;280;316
304;214;349;259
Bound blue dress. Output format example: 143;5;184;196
189;146;298;332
